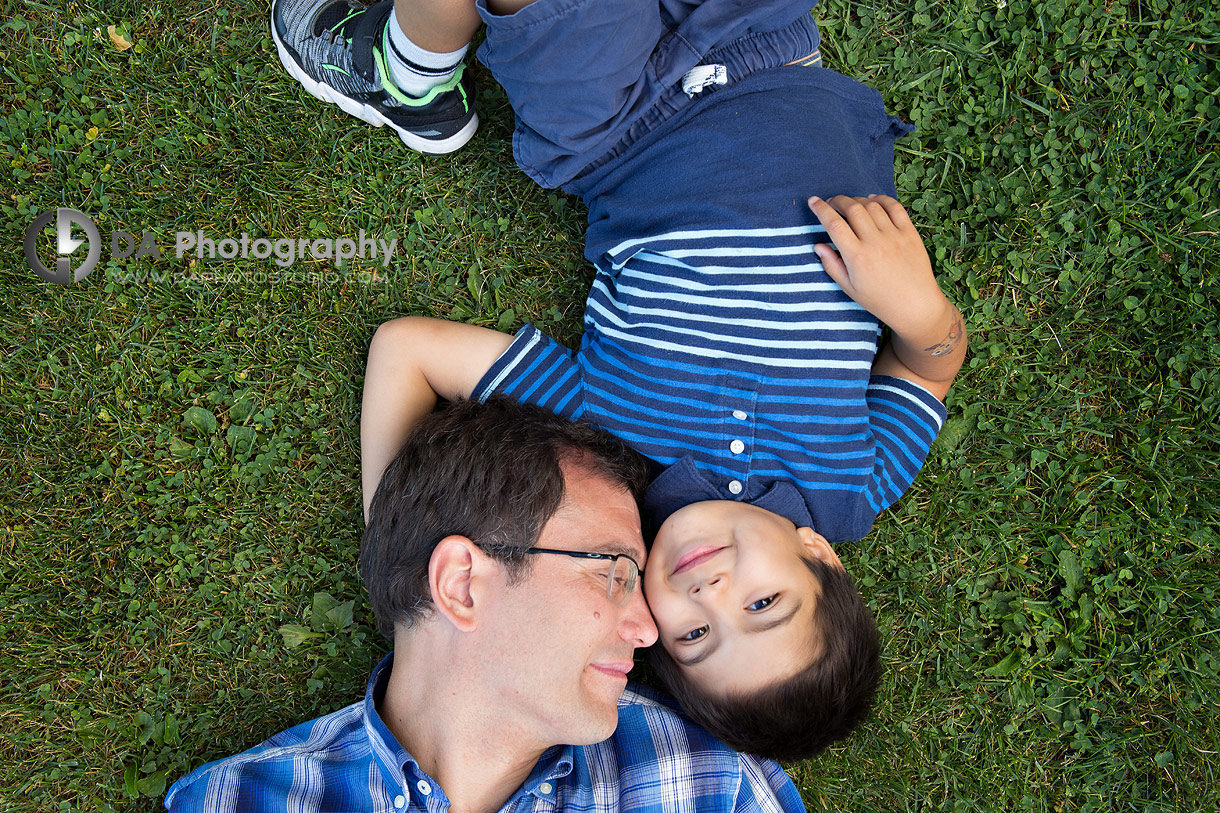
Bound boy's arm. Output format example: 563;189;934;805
361;317;514;520
807;194;967;401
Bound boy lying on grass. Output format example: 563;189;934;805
295;0;967;762
362;192;966;764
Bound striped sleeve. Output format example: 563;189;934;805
472;324;586;420
865;374;947;512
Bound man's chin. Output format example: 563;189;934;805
566;694;622;745
568;716;619;746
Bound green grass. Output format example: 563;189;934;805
2;0;1217;810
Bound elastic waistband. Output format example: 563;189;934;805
702;14;821;78
567;14;821;196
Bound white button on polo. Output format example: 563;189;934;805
540;782;554;795
394;795;405;809
732;410;748;420
416;780;432;796
729;439;745;454
728;479;743;495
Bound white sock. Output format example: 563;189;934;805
382;13;468;98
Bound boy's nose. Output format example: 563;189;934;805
689;574;724;595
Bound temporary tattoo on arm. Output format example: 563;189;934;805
923;314;963;357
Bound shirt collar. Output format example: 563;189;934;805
519;745;576;803
362;653;422;798
643;456;814;529
361;652;577;808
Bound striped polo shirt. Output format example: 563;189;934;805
475;66;947;543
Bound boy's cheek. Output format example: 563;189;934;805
640;587;681;645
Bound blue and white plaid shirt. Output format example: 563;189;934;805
165;653;805;812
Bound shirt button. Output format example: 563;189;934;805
394;795;406;809
540;782;553;794
728;479;743;495
416;780;432;796
729;439;745;454
732;410;748;420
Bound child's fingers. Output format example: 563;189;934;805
866;194;914;231
813;243;851;293
826;195;885;240
807;195;862;253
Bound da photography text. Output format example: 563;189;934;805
24;207;399;286
173;231;399;268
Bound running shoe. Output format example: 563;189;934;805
271;0;477;154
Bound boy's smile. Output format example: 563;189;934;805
671;545;729;575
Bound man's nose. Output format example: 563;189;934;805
621;587;658;648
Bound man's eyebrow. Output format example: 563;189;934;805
673;599;804;668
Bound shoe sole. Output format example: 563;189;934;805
271;10;478;155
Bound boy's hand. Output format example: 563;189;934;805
807;194;948;335
808;194;967;401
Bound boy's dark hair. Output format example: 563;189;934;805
649;557;880;763
361;396;649;639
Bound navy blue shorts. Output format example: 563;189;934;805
475;0;821;191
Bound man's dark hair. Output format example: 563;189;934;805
361;397;649;638
649;557;880;763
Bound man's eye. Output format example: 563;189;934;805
747;594;778;611
679;626;709;642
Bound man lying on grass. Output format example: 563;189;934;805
166;399;804;811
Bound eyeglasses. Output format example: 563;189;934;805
483;545;643;606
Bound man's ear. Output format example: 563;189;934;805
796;527;845;570
428;536;486;632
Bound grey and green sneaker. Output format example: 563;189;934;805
271;0;477;154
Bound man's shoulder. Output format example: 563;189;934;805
619;679;676;709
610;678;761;761
164;702;379;811
610;681;732;758
584;683;802;812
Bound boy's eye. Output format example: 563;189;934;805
746;594;779;612
679;626;709;642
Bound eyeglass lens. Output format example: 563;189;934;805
608;556;638;605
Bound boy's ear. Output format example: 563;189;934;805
428;536;486;632
796;527;845;570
